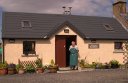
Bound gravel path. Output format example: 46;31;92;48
0;69;128;83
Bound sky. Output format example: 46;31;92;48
0;0;127;39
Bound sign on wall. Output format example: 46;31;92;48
88;44;99;49
64;29;69;33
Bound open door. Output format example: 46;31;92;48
55;36;66;67
55;35;76;67
66;36;76;67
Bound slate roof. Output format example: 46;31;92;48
2;12;128;40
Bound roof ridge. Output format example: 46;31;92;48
3;11;114;19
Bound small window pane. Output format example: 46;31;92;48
104;24;113;31
114;42;123;50
23;41;35;55
22;21;31;27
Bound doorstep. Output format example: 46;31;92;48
59;67;71;71
57;67;95;73
58;67;79;73
57;70;80;73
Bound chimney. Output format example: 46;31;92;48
62;6;72;15
113;0;128;30
113;0;126;17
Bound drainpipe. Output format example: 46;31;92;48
2;39;4;63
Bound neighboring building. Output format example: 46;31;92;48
113;0;128;29
2;0;128;67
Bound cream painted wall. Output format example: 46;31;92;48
4;26;124;65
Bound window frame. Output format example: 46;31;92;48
103;24;114;31
23;41;36;55
114;42;123;50
21;20;32;28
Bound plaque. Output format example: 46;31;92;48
89;44;99;49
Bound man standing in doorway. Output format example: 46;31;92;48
69;41;79;70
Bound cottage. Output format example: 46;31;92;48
2;0;128;67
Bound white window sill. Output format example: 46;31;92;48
113;50;124;53
22;54;38;57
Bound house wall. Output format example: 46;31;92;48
4;26;125;65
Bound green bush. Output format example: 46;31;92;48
25;64;35;73
0;62;8;69
16;64;24;71
79;60;95;68
109;60;119;69
96;63;103;69
91;62;104;69
35;58;43;68
50;59;55;66
103;63;110;69
43;65;48;69
84;63;92;68
48;59;58;68
91;62;97;68
79;60;109;69
79;59;85;68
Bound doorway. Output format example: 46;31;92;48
55;35;76;67
66;36;76;67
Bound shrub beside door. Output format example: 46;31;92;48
0;62;8;75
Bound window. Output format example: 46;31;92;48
103;24;114;31
21;21;31;28
9;39;15;43
23;41;35;55
114;42;123;50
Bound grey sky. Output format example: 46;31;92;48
0;0;115;17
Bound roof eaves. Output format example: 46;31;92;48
85;37;128;40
